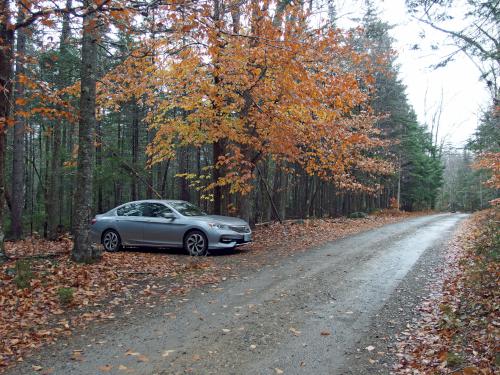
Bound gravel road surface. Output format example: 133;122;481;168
8;213;467;375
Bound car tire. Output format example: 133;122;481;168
184;230;208;256
102;230;121;252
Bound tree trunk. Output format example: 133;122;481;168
0;0;15;260
96;118;103;212
71;1;100;263
177;146;190;201
212;140;224;214
130;102;139;200
146;126;154;199
47;0;71;239
11;7;27;239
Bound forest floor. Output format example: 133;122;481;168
0;210;421;371
0;210;497;375
393;208;499;374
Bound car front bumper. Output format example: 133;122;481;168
207;229;252;249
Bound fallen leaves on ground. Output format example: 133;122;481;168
0;210;421;371
0;250;219;369
393;209;499;374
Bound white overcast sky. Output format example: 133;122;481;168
333;0;491;147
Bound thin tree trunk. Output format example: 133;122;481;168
130;102;139;201
177;146;190;201
212;140;224;214
211;0;225;215
96;118;103;212
11;7;27;239
47;0;71;239
146;126;154;199
72;1;100;263
0;0;15;260
160;158;171;198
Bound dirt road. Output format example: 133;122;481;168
8;213;467;375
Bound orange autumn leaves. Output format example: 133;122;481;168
474;151;500;206
134;0;392;196
18;0;394;197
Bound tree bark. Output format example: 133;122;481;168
47;0;72;239
11;7;27;239
177;145;190;201
212;140;224;214
71;0;100;263
0;0;15;260
96;118;103;212
211;0;225;215
130;102;139;200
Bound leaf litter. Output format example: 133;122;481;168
0;210;420;371
393;209;499;375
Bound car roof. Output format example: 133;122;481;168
124;199;187;205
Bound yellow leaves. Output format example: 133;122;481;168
17;74;30;85
40;17;55;27
0;117;15;129
15;98;28;106
473;152;500;191
84;0;393;196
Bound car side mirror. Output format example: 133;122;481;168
163;213;176;220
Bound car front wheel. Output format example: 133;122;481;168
102;230;121;252
184;230;208;256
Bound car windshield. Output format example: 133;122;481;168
169;201;207;217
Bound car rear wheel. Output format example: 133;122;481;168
184;230;208;256
102;230;121;252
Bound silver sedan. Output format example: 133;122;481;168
90;200;252;256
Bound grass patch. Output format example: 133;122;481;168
13;260;34;289
57;287;75;305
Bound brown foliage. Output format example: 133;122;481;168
393;209;499;374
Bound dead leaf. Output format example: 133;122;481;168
463;367;479;375
162;350;175;357
137;354;149;362
275;368;284;374
98;364;112;372
289;328;301;336
71;351;84;361
32;365;43;371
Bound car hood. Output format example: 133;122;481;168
195;215;249;226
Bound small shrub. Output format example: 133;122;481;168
58;287;75;305
13;260;34;289
446;352;463;368
348;212;368;219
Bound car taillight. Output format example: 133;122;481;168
90;218;97;225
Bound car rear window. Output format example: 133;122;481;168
117;203;143;216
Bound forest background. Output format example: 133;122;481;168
0;0;498;262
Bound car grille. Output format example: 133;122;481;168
229;225;251;234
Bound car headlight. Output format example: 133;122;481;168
208;222;227;230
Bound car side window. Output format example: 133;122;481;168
142;203;173;218
117;203;143;217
